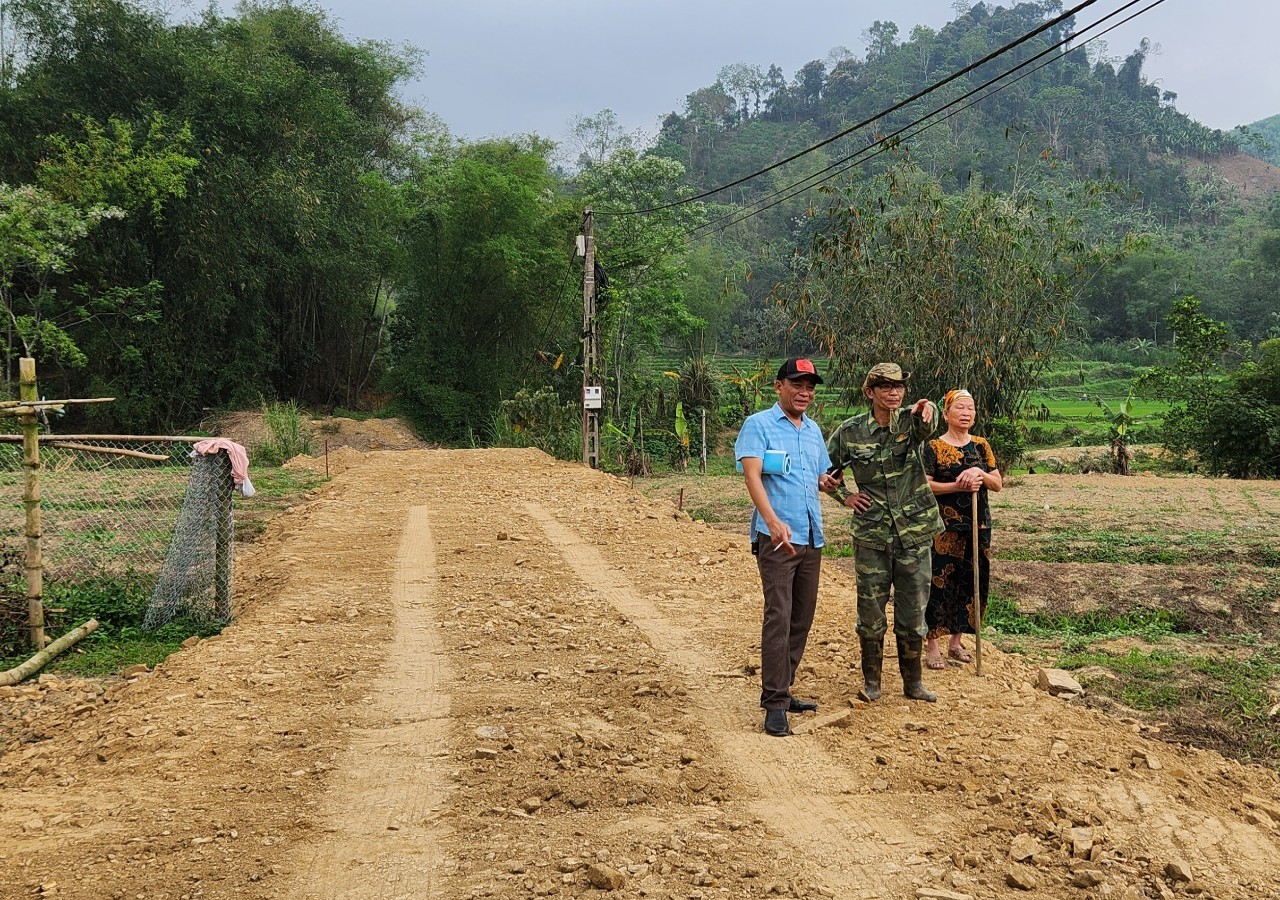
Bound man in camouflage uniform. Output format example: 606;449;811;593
827;363;943;703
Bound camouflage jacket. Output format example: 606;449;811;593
826;404;944;550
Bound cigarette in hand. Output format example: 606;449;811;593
772;542;784;552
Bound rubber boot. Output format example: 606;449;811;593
857;636;883;702
897;636;937;703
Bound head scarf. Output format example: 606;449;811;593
942;388;973;412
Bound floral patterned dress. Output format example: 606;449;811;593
922;436;996;638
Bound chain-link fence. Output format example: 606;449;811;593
0;436;234;653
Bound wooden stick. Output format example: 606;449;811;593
0;619;100;686
971;490;983;676
0;399;116;417
0;397;115;409
45;442;170;461
0;434;205;442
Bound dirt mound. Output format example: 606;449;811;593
309;416;427;452
213;410;429;459
283;444;372;476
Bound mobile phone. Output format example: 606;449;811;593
826;463;844;478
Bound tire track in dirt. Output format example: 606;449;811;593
284;505;453;899
527;501;925;899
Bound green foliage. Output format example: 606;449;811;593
388;138;579;443
983;416;1026;474
494;387;581;461
985;592;1192;642
676;355;722;430
37;113;196;216
670;401;691;471
254;399;314;466
1240;113;1280;165
0;182;123;365
1;0;419;426
0;572;221;672
780;159;1129;430
601;403;651;476
574;148;707;417
1141;297;1280;477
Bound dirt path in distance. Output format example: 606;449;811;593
3;448;1279;900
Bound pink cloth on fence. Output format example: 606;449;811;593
193;438;251;486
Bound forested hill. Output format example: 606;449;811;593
652;1;1237;222
1244;113;1280;164
622;0;1280;351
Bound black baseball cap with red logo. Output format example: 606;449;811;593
776;357;824;384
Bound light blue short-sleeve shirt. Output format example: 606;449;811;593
734;403;832;547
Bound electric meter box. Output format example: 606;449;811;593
583;386;603;409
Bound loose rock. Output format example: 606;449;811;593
1072;869;1105;888
1164;859;1193;883
586;863;625;891
915;889;973;900
1038;668;1083;696
1008;833;1040;862
1006;868;1038;891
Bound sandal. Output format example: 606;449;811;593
948;647;973;663
925;652;946;670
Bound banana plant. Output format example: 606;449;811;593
1095;392;1136;475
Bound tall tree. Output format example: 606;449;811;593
1;0;420;426
387;138;579;443
778;161;1128;435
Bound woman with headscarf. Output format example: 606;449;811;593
921;389;1002;669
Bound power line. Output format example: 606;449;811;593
690;0;1167;241
690;0;1159;239
515;248;580;386
602;0;1101;217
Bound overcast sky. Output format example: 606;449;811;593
310;0;1277;145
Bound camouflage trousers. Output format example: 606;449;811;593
853;537;932;640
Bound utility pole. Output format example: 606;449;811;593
580;209;601;468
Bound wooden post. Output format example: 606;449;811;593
700;408;707;474
19;358;45;649
637;405;645;471
214;453;234;622
581;209;600;469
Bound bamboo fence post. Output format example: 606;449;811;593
19;357;45;649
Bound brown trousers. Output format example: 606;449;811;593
755;540;822;710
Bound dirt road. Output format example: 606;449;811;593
3;449;1279;899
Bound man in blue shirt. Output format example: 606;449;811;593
735;357;841;737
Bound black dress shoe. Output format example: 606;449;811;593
764;708;791;737
788;698;818;713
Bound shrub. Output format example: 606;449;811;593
255;400;314;465
494;387;581;461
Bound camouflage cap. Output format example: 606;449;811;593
863;362;910;390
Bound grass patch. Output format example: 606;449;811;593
984;592;1192;642
248;466;328;499
998;528;1273;566
685;505;726;523
1057;647;1185;710
1187;647;1280;720
987;588;1280;768
0;572;222;674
